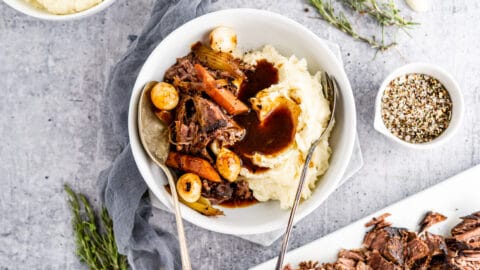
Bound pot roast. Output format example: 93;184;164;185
284;211;480;270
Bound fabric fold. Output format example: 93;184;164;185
97;1;211;269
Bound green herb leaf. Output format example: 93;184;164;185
342;0;418;28
310;0;417;51
65;185;128;270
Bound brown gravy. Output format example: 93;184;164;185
219;198;258;208
232;60;297;172
166;185;257;208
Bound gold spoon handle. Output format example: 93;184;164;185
137;81;192;269
155;160;192;270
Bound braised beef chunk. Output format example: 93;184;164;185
201;179;254;205
422;232;448;256
405;238;430;267
451;212;480;237
232;180;252;200
338;249;366;262
419;211;447;233
193;96;229;132
194;96;245;146
448;250;480;270
380;235;405;265
286;211;480;270
170;95;245;161
365;213;393;229
164;53;200;84
367;250;400;270
448;212;480;251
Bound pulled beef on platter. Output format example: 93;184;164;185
419;211;447;233
284;210;480;270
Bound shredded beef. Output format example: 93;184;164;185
162;42;259;211
367;250;400;270
170;95;245;160
285;211;480;270
451;212;480;237
164;53;200;84
405;238;430;267
419;211;447;233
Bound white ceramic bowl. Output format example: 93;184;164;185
374;63;464;149
3;0;116;21
128;9;357;235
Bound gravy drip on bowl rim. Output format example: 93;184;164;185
381;73;452;144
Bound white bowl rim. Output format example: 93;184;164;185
373;62;464;149
128;8;357;235
3;0;116;21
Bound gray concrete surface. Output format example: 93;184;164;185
1;0;479;269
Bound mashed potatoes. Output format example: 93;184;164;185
240;45;332;209
26;0;102;14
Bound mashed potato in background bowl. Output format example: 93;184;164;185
4;0;115;20
25;0;102;15
240;45;332;209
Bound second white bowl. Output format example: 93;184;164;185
374;63;464;149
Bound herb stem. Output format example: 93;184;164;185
65;185;128;270
310;0;396;51
342;0;418;28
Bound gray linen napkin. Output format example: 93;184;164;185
97;0;211;269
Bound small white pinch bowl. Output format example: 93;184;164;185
374;63;464;149
3;0;116;21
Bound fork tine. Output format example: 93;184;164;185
322;72;337;114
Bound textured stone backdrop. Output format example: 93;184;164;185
1;0;479;269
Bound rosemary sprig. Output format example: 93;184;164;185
65;185;128;270
342;0;418;28
310;0;396;51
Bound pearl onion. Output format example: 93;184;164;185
209;26;237;53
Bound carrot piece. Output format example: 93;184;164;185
194;64;249;115
166;151;222;182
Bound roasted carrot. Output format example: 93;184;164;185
166;151;222;182
194;64;249;115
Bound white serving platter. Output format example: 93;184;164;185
252;164;480;269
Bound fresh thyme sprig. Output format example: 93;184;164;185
65;185;128;270
310;0;396;51
342;0;418;28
